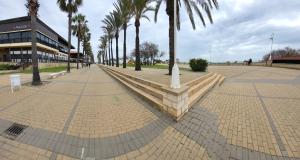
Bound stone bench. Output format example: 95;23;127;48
48;71;67;79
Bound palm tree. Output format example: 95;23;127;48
154;0;218;75
131;0;154;71
26;0;41;85
102;22;114;66
72;13;87;69
100;35;109;65
114;0;133;68
57;0;83;72
102;11;122;67
82;31;91;65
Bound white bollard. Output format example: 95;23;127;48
10;74;21;93
171;63;181;89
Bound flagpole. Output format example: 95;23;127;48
171;0;181;89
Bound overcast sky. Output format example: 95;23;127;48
0;0;299;62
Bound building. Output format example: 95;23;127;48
272;56;300;64
0;16;74;63
70;51;84;63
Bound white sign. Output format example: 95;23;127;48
10;74;21;93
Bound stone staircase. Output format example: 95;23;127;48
100;65;225;121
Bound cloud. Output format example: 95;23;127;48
1;0;299;62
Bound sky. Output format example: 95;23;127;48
0;0;300;62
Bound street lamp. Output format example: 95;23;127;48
269;33;274;61
171;0;180;89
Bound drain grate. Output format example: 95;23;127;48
2;123;28;140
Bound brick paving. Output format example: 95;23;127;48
0;65;299;159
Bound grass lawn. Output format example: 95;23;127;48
21;66;69;74
127;63;169;69
126;63;191;71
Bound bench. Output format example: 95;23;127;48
48;71;67;79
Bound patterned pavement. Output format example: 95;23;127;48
0;65;299;160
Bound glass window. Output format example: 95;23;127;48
9;32;21;39
22;32;31;38
36;32;41;39
0;34;8;40
14;50;21;55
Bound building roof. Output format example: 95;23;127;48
0;16;74;49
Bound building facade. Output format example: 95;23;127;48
0;16;74;63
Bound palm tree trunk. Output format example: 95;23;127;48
167;0;174;75
135;19;141;71
110;39;114;66
102;52;105;65
123;24;127;68
31;15;41;85
67;11;72;72
76;36;80;69
115;33;119;67
106;47;109;65
108;40;111;66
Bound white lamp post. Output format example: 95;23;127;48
171;0;181;89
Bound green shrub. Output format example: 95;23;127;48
189;58;208;72
0;64;18;70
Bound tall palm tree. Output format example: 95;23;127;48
57;0;83;72
83;32;91;64
72;13;87;69
131;0;154;71
102;11;122;67
102;22;114;66
114;0;133;68
26;0;41;85
154;0;218;75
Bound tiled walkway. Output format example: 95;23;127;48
0;65;299;160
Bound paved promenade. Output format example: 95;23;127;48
0;65;299;160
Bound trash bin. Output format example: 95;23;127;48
10;74;21;93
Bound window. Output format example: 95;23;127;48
9;32;21;39
14;50;21;55
21;32;31;42
0;34;8;41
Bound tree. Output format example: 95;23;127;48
26;0;41;85
72;13;87;69
114;0;133;68
103;11;122;67
154;0;218;75
102;20;114;66
131;41;164;65
57;0;83;72
131;0;154;71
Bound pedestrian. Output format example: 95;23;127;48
88;63;90;68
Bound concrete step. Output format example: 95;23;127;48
106;67;165;90
103;67;168;113
188;73;218;97
188;74;222;107
105;68;164;101
184;72;215;87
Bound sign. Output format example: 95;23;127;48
10;74;21;92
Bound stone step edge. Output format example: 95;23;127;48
105;67;164;101
102;67;176;120
183;72;215;86
105;66;166;90
188;73;218;97
188;74;222;107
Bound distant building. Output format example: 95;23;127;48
70;51;84;63
0;16;75;63
272;56;300;64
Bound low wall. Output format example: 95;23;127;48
100;65;224;121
